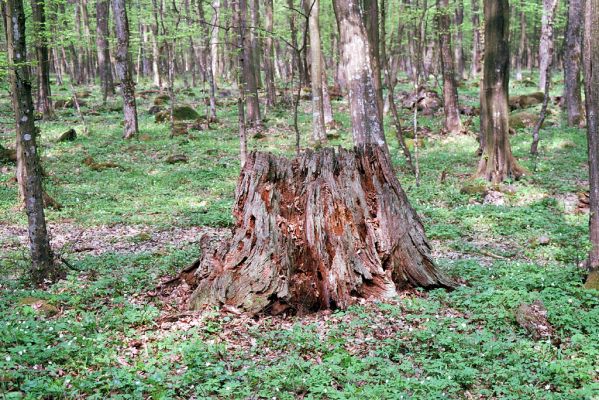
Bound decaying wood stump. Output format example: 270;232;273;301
188;146;454;314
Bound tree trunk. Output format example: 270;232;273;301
515;0;526;81
362;0;384;120
249;0;262;88
189;148;454;314
436;0;462;134
333;0;385;148
564;0;584;127
309;0;327;144
471;0;482;77
96;0;114;104
112;0;139;139
538;0;559;91
5;0;60;285
30;0;53;119
238;0;261;127
583;0;599;286
183;0;453;314
263;0;276;107
476;0;524;183
453;0;465;80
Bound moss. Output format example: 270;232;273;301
509;111;537;130
584;271;599;291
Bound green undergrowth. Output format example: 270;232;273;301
1;76;598;398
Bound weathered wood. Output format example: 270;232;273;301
189;147;454;314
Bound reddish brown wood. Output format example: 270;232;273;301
189;147;454;314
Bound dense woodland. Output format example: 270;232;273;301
0;0;598;398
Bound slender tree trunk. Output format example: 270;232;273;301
210;0;220;87
471;0;482;77
583;0;599;286
436;0;462;134
112;0;139;139
96;0;114;104
287;0;304;86
564;0;584;127
538;0;559;91
476;0;524;183
5;0;59;285
453;0;465;80
30;0;53;119
362;0;384;120
515;0;527;81
332;0;385;148
249;0;262;88
239;0;261;127
263;0;276;107
309;0;327;144
321;52;333;125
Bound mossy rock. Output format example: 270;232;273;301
460;183;487;195
509;111;537;130
57;128;77;142
153;94;171;105
172;105;200;121
155;106;201;123
405;138;426;150
75;90;92;99
18;297;59;317
584;271;599;291
519;95;542;109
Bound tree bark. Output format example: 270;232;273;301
564;0;584;127
538;0;559;91
333;0;385;148
583;0;599;284
453;0;465;80
263;0;276;107
476;0;524;183
30;0;53;119
5;0;60;285
515;0;527;81
362;0;384;120
112;0;139;139
309;0;327;144
189;148;454;314
436;0;462;134
471;0;482;77
238;0;261;127
96;0;114;104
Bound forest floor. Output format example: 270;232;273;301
0;77;597;399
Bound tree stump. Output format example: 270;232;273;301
188;146;454;314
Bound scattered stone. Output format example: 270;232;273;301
459;105;480;116
515;300;559;344
171;124;188;136
326;130;341;140
537;235;551;246
483;190;505;206
405;138;426;150
75;90;92;99
57;128;77;142
82;156;123;171
166;154;188;164
252;131;266;139
153;94;170;105
509;111;537;130
18;297;59;317
148;105;163;115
